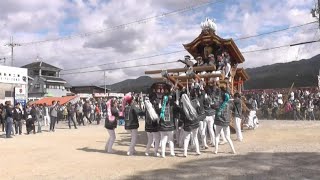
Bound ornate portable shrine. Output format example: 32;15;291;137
145;18;249;94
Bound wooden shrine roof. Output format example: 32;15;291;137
234;68;249;81
183;30;245;64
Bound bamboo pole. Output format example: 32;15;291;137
145;66;216;74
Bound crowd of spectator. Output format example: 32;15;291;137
243;88;320;120
0;93;146;138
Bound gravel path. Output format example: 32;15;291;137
0;120;319;180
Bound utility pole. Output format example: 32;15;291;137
5;36;21;67
311;0;320;28
104;71;107;97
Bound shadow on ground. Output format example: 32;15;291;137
124;152;320;180
76;146;147;156
115;131;148;148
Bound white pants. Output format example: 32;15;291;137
184;128;200;156
214;125;236;154
105;129;116;153
160;131;175;157
235;117;243;141
174;118;180;143
178;128;185;148
127;129;138;155
146;132;160;155
206;115;215;146
199;119;208;147
43;115;50;126
220;128;227;142
248;111;258;129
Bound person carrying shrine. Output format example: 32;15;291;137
213;86;236;154
180;93;201;157
144;96;161;157
104;98;119;153
154;83;176;158
123;93;145;156
203;86;216;147
232;92;243;142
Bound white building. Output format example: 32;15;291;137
0;65;28;105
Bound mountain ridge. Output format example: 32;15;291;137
105;54;320;92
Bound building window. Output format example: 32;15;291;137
35;84;40;88
18;74;20;77
43;84;46;89
4;73;6;76
33;70;39;76
5;91;13;97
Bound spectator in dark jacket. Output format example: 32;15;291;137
67;103;77;129
13;103;23;135
5;101;14;138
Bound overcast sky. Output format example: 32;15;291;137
0;0;318;86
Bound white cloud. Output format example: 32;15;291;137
0;0;318;86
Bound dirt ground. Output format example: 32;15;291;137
0;120;320;180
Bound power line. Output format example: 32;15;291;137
62;35;318;73
20;0;224;46
4;20;316;66
60;61;178;75
60;39;320;76
234;21;317;41
59;22;317;72
242;39;320;54
63;50;186;71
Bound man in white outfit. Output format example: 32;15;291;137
43;103;50;126
232;93;243;141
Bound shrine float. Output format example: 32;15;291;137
145;18;250;132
